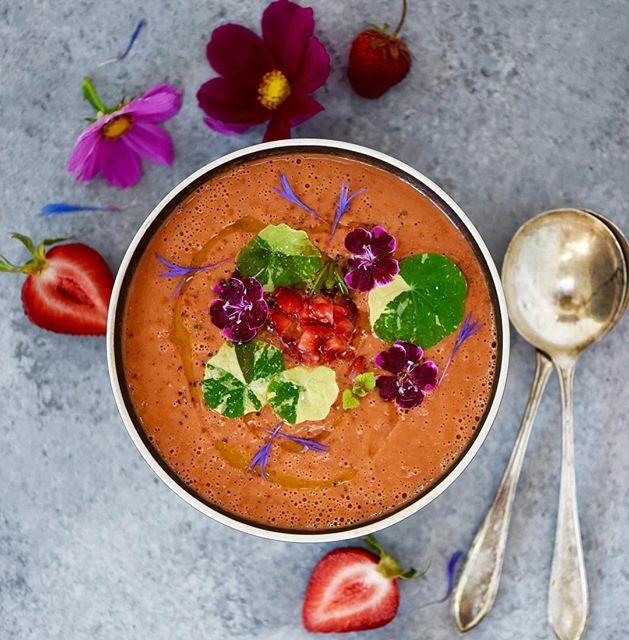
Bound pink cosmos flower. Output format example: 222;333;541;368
197;0;330;141
67;79;182;189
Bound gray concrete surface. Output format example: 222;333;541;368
0;1;627;638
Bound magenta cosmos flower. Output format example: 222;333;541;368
344;225;400;292
67;78;182;189
374;341;438;409
197;0;330;141
210;276;269;342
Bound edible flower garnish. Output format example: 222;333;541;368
247;423;328;478
274;174;325;222
344;225;399;292
342;372;376;409
374;341;438;409
439;314;483;383
67;77;182;189
97;19;146;67
156;254;228;299
210;276;269;342
40;202;124;216
197;0;330;141
330;180;367;238
418;550;464;609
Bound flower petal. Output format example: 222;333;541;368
410;361;439;391
206;24;271;82
261;0;314;79
123;84;182;122
97;139;142;189
197;77;269;132
263;110;292;141
284;94;325;127
396;382;425;409
372;256;400;287
376;375;398;402
242;276;264;301
344;227;372;256
123;121;174;166
245;299;269;327
344;264;375;292
215;277;245;300
67;124;102;182
292;36;330;94
223;321;257;343
371;225;397;256
374;342;408;375
396;341;424;364
209;300;230;328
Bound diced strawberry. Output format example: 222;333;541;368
301;294;334;325
332;302;349;321
348;355;367;380
273;287;304;314
269;308;301;341
335;318;354;337
323;334;349;359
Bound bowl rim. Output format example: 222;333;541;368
107;138;510;543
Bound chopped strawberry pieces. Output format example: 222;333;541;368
268;288;356;365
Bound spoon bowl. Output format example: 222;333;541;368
503;209;626;361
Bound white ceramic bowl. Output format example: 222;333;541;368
107;139;510;543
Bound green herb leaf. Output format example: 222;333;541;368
267;365;338;424
342;388;360;409
352;372;376;397
236;223;322;292
203;341;285;418
369;254;467;347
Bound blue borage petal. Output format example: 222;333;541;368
97;19;146;67
274;174;325;222
156;254;228;299
247;423;328;478
330;180;366;238
41;203;123;216
439;314;483;383
419;550;464;608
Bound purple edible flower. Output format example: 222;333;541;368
67;78;182;189
274;174;325;222
97;19;146;66
330;180;366;238
156;254;228;299
344;225;399;292
419;550;464;609
210;276;269;343
248;424;328;478
374;341;438;409
439;315;483;383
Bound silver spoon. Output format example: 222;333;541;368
452;209;627;638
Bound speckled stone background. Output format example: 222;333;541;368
0;1;627;638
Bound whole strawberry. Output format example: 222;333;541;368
347;0;411;99
0;233;114;335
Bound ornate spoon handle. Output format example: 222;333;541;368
548;361;588;640
452;351;553;632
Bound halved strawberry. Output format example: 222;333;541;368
1;234;113;335
303;535;425;633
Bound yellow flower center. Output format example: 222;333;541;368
258;70;291;110
102;114;133;139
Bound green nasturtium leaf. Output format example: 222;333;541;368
203;340;285;418
236;223;322;292
267;365;339;424
369;253;468;348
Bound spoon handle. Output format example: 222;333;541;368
549;363;588;640
452;351;553;632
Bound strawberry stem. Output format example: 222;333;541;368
0;233;68;275
392;0;408;37
365;534;429;581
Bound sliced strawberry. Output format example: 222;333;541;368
274;287;304;314
303;535;424;633
1;234;113;335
